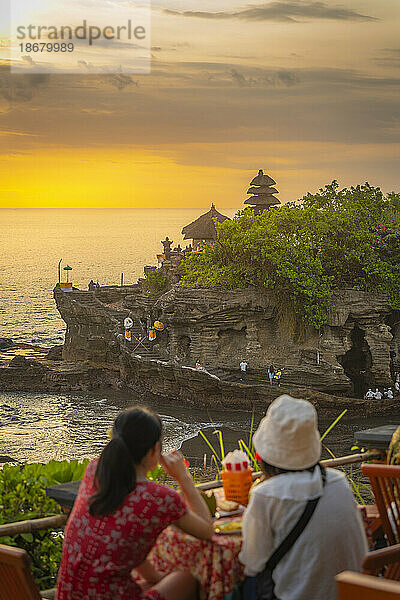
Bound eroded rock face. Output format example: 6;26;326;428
54;285;399;397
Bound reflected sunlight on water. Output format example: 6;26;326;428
0;208;235;347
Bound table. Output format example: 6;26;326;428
354;424;399;450
46;480;80;509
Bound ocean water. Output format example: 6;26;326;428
0;209;397;463
0;208;234;347
0;390;245;464
0;208;247;463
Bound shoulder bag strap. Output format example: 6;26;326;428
265;464;327;572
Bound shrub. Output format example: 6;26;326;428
179;182;400;328
0;459;89;590
144;268;167;295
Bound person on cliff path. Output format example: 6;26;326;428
267;365;275;385
274;368;282;388
240;360;248;381
364;388;374;400
56;407;213;600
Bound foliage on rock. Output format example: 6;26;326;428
178;182;400;328
144;268;167;296
0;459;89;590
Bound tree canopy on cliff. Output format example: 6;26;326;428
178;182;400;328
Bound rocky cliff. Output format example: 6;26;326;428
54;284;399;400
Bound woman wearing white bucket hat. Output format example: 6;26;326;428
239;395;367;600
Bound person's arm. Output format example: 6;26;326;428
133;559;164;584
239;490;274;576
161;451;214;540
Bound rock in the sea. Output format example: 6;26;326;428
9;355;48;371
46;345;63;361
9;355;29;368
54;284;399;399
0;455;19;463
0;338;13;350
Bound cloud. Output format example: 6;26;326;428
107;73;139;90
374;48;400;67
230;67;299;87
164;1;378;23
0;69;49;104
22;56;36;67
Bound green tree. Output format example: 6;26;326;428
178;182;400;328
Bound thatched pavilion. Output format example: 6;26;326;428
182;204;230;250
245;169;280;214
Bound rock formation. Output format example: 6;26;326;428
53;283;399;401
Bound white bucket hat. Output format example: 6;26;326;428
253;395;321;470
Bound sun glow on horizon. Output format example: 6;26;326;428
0;147;252;209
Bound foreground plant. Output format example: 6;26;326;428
0;459;89;590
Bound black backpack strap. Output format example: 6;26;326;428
265;464;327;572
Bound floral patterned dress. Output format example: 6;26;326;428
56;460;187;600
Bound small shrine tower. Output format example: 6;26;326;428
182;204;230;250
245;170;280;214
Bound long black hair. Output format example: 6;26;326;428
260;460;326;483
89;406;162;517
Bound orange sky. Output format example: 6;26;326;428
0;0;399;208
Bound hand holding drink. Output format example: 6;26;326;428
160;449;190;484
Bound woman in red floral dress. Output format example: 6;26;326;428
57;407;214;600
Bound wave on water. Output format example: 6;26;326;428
0;392;231;464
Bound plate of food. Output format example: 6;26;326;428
215;500;245;519
213;520;242;535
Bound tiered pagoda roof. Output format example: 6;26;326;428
182;204;230;242
244;170;280;214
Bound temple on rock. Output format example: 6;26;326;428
182;204;230;250
245;170;280;214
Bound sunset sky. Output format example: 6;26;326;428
0;0;399;208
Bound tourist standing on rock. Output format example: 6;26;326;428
364;388;374;400
240;360;248;381
274;368;282;388
56;407;213;600
267;365;275;385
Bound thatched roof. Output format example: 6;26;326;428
245;170;281;212
247;186;279;195
182;204;230;240
244;195;280;206
250;170;276;187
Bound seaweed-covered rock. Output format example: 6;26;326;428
0;338;13;350
46;345;63;361
9;355;29;369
